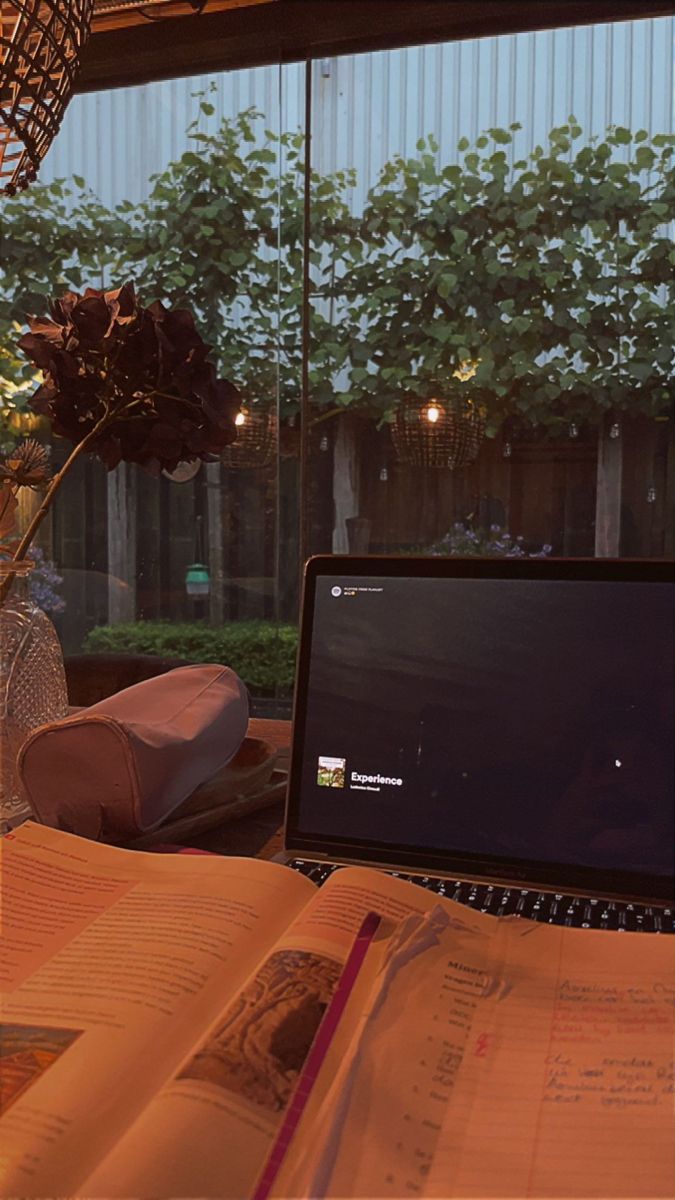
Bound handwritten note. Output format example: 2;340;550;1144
428;920;675;1198
275;905;675;1199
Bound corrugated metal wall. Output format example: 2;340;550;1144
43;15;674;209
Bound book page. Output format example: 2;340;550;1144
270;898;499;1199
0;822;314;1198
429;920;675;1199
82;865;454;1199
274;910;674;1199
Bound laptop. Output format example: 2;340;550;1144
278;555;674;933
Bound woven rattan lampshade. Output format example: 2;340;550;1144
221;405;277;469
392;395;486;469
0;0;93;195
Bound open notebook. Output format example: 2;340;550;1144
3;824;672;1199
266;899;675;1199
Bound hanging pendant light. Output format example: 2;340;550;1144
392;394;486;470
1;0;93;196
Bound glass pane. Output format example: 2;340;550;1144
305;15;674;563
0;62;304;717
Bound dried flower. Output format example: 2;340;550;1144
1;283;241;602
0;438;51;488
18;282;240;475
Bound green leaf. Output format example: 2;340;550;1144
488;128;512;145
635;146;656;169
437;272;458;298
629;361;653;383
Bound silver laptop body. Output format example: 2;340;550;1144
276;556;674;928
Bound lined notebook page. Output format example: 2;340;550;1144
428;920;675;1198
285;907;674;1198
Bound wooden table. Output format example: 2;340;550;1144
177;718;290;860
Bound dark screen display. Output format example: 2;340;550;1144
295;576;674;881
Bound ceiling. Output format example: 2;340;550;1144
91;0;273;35
81;1;675;93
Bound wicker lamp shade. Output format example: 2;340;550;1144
392;395;486;469
1;0;93;195
221;406;277;469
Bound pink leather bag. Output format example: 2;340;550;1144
17;665;248;841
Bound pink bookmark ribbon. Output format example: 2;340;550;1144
252;910;382;1200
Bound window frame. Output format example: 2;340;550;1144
78;0;675;93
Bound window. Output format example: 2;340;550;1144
1;11;672;713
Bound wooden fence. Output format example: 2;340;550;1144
43;414;673;653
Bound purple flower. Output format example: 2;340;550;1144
426;520;550;560
27;546;65;614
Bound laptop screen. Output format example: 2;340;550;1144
287;560;674;900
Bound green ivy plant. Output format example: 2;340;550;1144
115;102;357;419
1;113;673;437
0;176;124;439
334;119;675;432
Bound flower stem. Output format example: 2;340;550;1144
0;486;16;529
0;415;111;605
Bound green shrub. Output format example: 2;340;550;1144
82;620;298;694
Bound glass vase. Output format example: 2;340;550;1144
0;561;69;833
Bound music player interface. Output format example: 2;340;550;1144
298;576;674;878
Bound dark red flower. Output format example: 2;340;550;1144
18;283;240;474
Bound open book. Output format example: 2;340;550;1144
1;823;673;1199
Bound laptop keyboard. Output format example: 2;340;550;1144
288;859;674;934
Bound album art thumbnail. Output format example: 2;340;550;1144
317;756;346;788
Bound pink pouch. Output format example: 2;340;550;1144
17;665;248;841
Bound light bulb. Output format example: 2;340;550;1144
235;410;246;427
425;403;441;424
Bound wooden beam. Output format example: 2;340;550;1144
594;413;623;558
206;460;225;625
91;0;273;36
78;0;675;93
107;463;137;622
